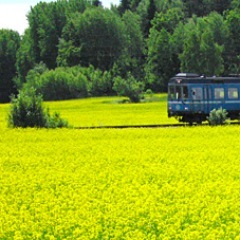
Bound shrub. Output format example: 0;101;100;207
45;112;69;129
207;107;228;125
113;73;145;103
23;67;88;101
89;70;114;96
23;66;114;100
8;88;69;128
145;89;153;97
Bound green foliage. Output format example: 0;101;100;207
24;67;88;101
207;108;228;125
16;29;35;87
145;88;153;96
145;0;157;36
27;0;89;70
0;29;20;102
180;15;224;76
10;0;240;99
115;10;145;80
88;69;114;96
45;112;69;129
113;73;145;103
182;0;232;17
59;8;126;71
118;0;131;14
23;66;114;100
146;8;184;92
8;88;68;128
224;8;240;74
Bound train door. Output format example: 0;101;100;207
203;85;211;114
190;86;203;113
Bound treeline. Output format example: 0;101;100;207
0;0;240;102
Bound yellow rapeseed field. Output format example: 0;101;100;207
0;94;174;129
1;96;240;239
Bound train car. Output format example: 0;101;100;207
167;73;240;124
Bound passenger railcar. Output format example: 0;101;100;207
167;73;240;124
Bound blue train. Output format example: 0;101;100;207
167;73;240;124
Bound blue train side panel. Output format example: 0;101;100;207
168;73;240;124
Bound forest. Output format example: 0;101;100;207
0;0;239;102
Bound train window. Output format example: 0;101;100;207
191;87;202;100
183;86;188;99
176;86;181;100
169;86;174;100
228;88;238;99
214;88;224;99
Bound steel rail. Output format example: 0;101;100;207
75;123;197;129
74;121;240;129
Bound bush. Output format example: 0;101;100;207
113;73;145;103
40;70;88;100
89;70;114;96
23;66;114;100
45;112;69;129
8;88;69;128
23;67;88;101
207;107;228;125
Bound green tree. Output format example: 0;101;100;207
180;17;224;75
27;1;67;69
146;28;175;91
146;8;184;91
115;11;145;79
224;8;240;74
67;0;90;14
27;0;90;70
16;29;35;88
199;29;224;75
212;0;232;14
182;0;231;17
155;0;183;12
58;8;126;71
118;0;131;14
135;0;149;35
130;0;142;11
0;29;20;102
145;0;157;36
206;12;228;46
231;0;240;9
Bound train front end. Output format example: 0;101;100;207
167;73;201;123
168;81;190;119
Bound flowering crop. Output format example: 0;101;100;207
44;94;175;127
1;94;174;129
1;126;240;239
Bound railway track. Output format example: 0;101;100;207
75;121;240;129
75;123;185;129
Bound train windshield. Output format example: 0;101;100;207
169;86;175;100
168;85;188;100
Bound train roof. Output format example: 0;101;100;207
169;73;240;84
